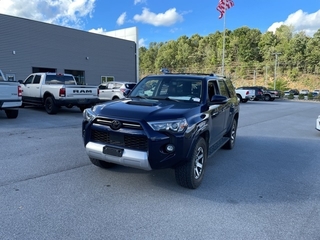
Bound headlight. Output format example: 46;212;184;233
83;108;96;122
147;118;188;133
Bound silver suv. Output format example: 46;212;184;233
98;81;136;101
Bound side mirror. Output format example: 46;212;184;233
210;95;228;104
18;80;24;84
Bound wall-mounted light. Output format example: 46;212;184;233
12;51;16;55
86;57;89;60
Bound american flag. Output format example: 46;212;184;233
216;0;234;19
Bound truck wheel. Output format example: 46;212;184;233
264;95;271;101
44;96;58;114
175;137;207;189
5;109;19;119
236;94;242;102
222;118;237;150
89;158;115;168
112;96;120;101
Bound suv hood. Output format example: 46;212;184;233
95;98;199;121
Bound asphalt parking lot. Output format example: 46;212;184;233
1;100;320;240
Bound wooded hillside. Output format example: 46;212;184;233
139;25;320;91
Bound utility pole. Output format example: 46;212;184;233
273;52;281;90
265;65;268;87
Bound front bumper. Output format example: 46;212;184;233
55;98;100;106
82;118;195;170
86;142;151;170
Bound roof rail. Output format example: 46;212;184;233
164;72;226;77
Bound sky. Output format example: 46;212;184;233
1;0;320;48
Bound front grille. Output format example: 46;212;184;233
91;130;148;151
94;118;142;129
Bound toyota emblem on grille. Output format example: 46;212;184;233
111;120;122;130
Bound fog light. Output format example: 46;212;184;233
166;144;175;153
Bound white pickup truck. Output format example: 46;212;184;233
19;72;99;114
0;70;22;118
235;89;255;103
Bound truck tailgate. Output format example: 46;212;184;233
65;85;98;98
0;82;20;100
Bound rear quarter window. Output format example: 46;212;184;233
125;83;136;89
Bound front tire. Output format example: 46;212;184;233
44;96;58;114
89;158;116;168
222;118;237;149
5;109;19;119
175;137;207;189
264;94;271;101
112;96;120;101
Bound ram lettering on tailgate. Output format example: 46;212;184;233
73;89;93;93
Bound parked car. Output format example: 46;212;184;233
284;89;299;96
19;72;99;114
98;81;136;101
267;89;282;99
82;73;240;189
316;115;320;131
300;89;310;95
236;86;264;101
0;69;22;118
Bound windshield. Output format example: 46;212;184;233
130;76;202;102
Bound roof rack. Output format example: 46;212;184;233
159;68;227;78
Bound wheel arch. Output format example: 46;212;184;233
43;91;55;102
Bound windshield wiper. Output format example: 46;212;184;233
150;97;180;102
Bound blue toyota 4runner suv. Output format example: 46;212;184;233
82;73;240;189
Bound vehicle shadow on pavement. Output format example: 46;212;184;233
83;135;320;203
197;135;320;203
21;105;83;114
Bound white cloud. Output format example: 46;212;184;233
268;9;320;36
134;0;146;5
0;0;95;28
133;8;183;27
139;38;147;47
117;12;127;26
88;27;108;35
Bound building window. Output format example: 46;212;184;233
33;67;56;73
101;76;115;83
65;69;85;85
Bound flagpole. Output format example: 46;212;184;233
221;12;226;76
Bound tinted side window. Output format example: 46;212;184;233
99;85;107;90
24;75;34;84
225;79;236;98
33;75;41;84
126;84;136;89
208;80;219;100
218;80;230;98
